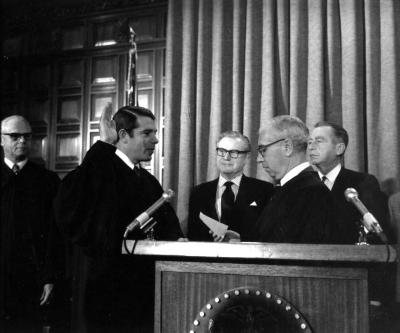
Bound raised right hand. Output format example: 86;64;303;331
100;102;118;144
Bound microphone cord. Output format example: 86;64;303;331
123;236;137;255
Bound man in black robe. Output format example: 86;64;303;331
1;115;61;332
308;121;389;244
55;105;183;332
244;115;337;243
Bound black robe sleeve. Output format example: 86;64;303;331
54;141;118;257
55;141;182;258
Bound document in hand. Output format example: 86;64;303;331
199;212;228;238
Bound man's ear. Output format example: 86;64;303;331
336;142;346;156
283;138;293;156
118;129;127;142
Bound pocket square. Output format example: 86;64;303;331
250;201;257;206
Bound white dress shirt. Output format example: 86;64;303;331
318;163;342;190
115;149;140;170
4;157;28;171
280;162;310;186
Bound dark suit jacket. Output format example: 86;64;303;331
246;166;338;244
330;167;389;244
187;175;274;241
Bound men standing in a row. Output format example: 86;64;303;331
188;131;273;241
1;116;61;332
54;105;183;332
245;116;337;243
308;121;389;244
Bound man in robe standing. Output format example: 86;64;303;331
55;105;183;332
1;115;61;332
245;115;337;243
308;121;389;244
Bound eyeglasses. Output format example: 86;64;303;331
216;148;249;159
2;132;32;141
257;138;286;157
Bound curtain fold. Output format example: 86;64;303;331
164;0;400;232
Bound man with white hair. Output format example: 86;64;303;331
188;131;273;241
1;115;61;332
245;115;337;243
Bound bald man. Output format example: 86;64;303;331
1;116;61;332
246;115;338;243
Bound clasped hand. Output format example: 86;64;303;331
209;230;241;242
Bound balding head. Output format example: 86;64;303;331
1;115;32;162
257;115;309;182
1;115;31;132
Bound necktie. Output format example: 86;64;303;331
321;175;330;189
221;181;235;225
133;165;142;177
12;164;20;175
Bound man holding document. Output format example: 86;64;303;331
187;131;273;241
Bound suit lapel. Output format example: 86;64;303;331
202;179;219;220
235;175;249;207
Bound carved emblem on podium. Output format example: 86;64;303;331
189;287;312;333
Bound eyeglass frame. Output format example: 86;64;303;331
2;132;32;141
257;138;286;157
216;147;250;159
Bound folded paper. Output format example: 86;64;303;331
199;212;228;238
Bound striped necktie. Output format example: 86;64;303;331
12;164;20;175
321;175;331;189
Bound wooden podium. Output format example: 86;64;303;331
122;241;397;333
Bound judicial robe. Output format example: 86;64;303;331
54;141;183;332
0;160;61;331
246;167;338;243
330;168;389;244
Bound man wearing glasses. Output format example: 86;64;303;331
1;115;61;332
245;115;337;243
188;131;273;241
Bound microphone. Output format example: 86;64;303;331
344;188;387;243
123;189;174;238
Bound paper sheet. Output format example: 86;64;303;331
199;212;228;237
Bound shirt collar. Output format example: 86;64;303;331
4;157;28;170
318;163;342;184
115;149;136;170
280;162;310;186
218;174;243;188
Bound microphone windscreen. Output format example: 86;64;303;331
344;187;358;202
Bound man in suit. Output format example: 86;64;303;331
245;116;337;243
55;105;183;333
1;116;62;332
187;131;274;241
308;121;389;244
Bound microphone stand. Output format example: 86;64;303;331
123;217;158;255
356;223;369;246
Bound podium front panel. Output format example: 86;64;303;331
154;261;368;333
